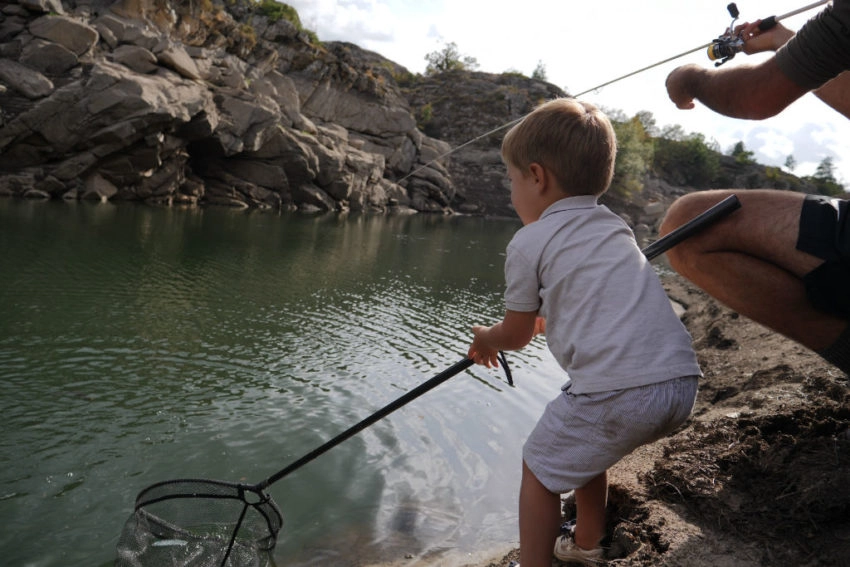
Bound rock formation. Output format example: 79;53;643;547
0;0;463;213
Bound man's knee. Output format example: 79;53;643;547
659;190;735;237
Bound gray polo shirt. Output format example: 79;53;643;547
504;195;701;394
776;0;850;89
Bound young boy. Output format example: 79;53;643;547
467;98;701;566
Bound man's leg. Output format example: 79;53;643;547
518;460;561;567
659;189;847;352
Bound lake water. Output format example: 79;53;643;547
0;200;566;567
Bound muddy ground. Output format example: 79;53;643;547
480;273;850;567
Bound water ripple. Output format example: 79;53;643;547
0;202;560;567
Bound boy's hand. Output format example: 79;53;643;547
468;325;501;368
533;316;546;336
467;311;537;367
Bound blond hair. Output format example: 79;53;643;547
501;98;617;196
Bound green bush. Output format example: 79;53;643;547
611;116;654;197
730;141;755;165
808;156;845;196
424;42;479;74
257;0;298;23
654;133;720;188
256;1;319;43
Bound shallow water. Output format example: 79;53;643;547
0;200;565;566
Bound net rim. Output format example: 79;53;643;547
132;477;284;549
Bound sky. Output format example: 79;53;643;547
284;0;849;186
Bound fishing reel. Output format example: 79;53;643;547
707;3;745;66
707;2;778;66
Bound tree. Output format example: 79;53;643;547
730;141;755;165
808;156;844;196
634;111;659;137
660;123;687;142
814;156;837;182
654;132;720;187
424;42;479;75
531;60;547;81
610;115;654;197
784;154;797;172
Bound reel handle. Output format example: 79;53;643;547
727;3;739;19
758;16;777;31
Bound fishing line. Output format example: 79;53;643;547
397;0;830;185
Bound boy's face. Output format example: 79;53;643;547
506;163;539;225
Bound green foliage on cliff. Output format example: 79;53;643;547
256;0;299;23
425;42;480;74
255;1;319;43
610;116;654;198
730;141;756;165
654;132;721;188
808;156;844;196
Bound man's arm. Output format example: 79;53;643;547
814;72;850;118
741;19;850;118
665;59;809;119
668;15;850;120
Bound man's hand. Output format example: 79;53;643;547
665;64;704;110
735;20;795;54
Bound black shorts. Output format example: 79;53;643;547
798;194;850;318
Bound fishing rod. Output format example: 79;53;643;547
398;0;831;184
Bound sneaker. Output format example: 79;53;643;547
553;530;604;565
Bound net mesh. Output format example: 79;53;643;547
115;479;283;567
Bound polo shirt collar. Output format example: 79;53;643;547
539;195;599;220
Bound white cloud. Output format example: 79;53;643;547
746;126;794;162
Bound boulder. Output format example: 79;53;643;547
20;39;79;75
0;58;54;99
29;15;98;56
111;45;158;74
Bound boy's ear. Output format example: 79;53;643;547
528;163;548;192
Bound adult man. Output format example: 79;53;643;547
660;0;850;373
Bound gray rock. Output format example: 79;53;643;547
29;15;98;56
19;0;65;15
0;58;54;99
20;39;79;75
157;43;201;80
81;173;118;202
0;1;478;213
111;45;158;74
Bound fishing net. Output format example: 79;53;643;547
114;358;483;567
115;479;282;567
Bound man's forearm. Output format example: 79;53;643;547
667;59;809;119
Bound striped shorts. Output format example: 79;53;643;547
523;375;698;493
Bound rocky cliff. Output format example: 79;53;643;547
0;0;472;213
0;0;827;222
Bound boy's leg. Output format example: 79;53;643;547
659;189;847;351
519;459;561;567
573;470;607;550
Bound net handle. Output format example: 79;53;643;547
642;194;740;261
254;358;475;490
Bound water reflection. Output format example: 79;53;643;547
0;200;563;567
